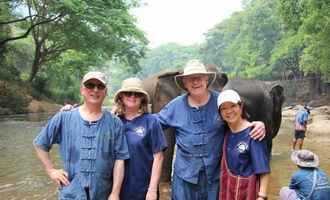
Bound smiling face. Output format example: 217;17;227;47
121;92;144;112
219;101;243;125
80;79;107;106
182;74;209;96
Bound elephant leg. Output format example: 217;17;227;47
161;128;176;182
266;138;273;158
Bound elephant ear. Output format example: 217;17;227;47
154;70;182;112
205;64;228;91
215;72;228;91
270;83;285;138
270;83;285;108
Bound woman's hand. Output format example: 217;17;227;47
146;189;157;200
108;193;119;200
60;104;74;111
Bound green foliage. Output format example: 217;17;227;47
137;43;201;78
277;0;330;78
202;0;329;80
202;0;282;80
33;50;95;104
277;0;307;31
299;0;330;78
1;0;149;111
1;0;148;82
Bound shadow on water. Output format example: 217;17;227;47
0;114;329;199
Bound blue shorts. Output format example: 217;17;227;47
294;130;305;139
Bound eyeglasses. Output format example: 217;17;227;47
84;82;106;90
122;91;143;97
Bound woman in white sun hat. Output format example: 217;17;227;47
113;77;167;200
217;89;270;200
156;59;266;200
280;149;330;200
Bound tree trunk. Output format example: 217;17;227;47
309;73;322;99
28;43;42;82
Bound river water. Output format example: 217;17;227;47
0;113;329;199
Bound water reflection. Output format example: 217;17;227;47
0;114;59;200
0;112;54;122
0;114;329;200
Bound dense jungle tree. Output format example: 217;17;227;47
277;0;330;79
0;0;147;82
201;0;282;80
137;43;200;78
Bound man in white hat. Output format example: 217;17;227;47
156;59;266;200
280;149;330;200
33;71;130;200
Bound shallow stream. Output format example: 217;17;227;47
0;114;329;199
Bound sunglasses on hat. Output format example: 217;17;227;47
84;82;106;90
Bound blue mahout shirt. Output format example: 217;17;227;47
296;109;309;125
33;108;130;200
156;90;225;184
120;113;167;200
225;127;270;177
295;108;309;131
290;168;330;199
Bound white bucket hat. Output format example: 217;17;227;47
82;71;107;85
175;59;216;91
217;89;241;109
114;77;150;103
291;149;319;168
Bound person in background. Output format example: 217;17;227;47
292;105;310;150
113;77;167;200
33;71;129;200
217;89;270;200
156;59;266;200
280;149;330;200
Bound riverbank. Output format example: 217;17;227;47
27;99;62;113
0;80;62;115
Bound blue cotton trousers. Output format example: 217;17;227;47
171;170;219;200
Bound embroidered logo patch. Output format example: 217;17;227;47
134;126;146;137
236;142;248;153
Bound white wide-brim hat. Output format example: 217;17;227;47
217;89;241;109
291;149;319;168
114;77;150;103
175;59;216;91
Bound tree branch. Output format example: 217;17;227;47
0;15;37;25
0;14;63;47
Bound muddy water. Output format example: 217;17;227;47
0;114;329;200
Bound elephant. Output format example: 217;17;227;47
142;70;285;182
